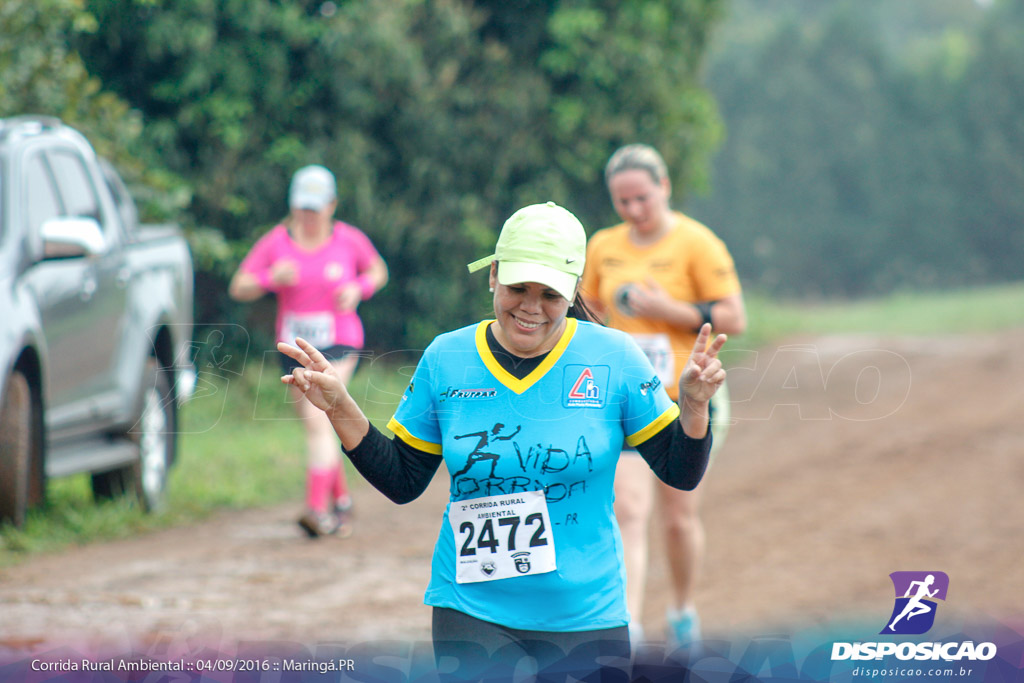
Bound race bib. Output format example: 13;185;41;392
449;490;557;584
633;333;675;386
280;312;334;348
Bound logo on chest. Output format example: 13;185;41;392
439;386;498;402
563;365;610;408
324;261;345;281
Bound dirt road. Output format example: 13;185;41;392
2;330;1022;656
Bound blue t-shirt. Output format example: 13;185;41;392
387;318;679;632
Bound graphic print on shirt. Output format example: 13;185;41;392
451;423;522;479
564;365;609;408
451;421;594;505
324;261;344;281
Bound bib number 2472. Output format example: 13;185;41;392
450;490;557;584
459;512;547;557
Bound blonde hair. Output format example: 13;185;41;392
604;144;669;186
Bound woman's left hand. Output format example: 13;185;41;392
279;338;351;417
678;323;728;403
279;337;370;449
625;278;675;319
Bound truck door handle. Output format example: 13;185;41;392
80;277;97;301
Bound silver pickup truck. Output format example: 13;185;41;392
0;116;196;527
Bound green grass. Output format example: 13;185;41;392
0;358;410;565
2;280;1023;563
739;281;1024;350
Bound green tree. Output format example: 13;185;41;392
1;0;127;147
0;0;186;220
690;0;1020;299
954;0;1024;281
75;0;724;352
693;6;896;296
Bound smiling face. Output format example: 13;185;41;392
489;263;572;358
607;168;672;238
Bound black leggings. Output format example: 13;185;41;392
431;607;630;682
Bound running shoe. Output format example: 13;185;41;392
666;607;701;649
297;510;340;538
333;500;354;538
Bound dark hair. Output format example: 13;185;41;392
568;295;602;324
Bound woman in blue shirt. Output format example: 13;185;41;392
278;202;728;678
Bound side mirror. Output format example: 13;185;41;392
41;217;106;258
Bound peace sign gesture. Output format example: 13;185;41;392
678;323;728;405
278;338;369;448
278;338;349;412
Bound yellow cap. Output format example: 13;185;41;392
467;202;586;301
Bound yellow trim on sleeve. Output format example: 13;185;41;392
475;318;578;395
386;417;443;455
625;403;681;448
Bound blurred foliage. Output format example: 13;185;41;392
7;0;1023;357
0;0;191;220
65;0;723;355
690;0;1024;299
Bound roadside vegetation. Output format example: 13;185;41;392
741;280;1024;350
0;357;408;564
2;281;1023;565
8;0;1023;362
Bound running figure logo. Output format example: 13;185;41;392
451;423;522;479
881;571;949;635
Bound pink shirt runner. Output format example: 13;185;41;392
239;221;381;348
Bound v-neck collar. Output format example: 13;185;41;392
475;318;578;394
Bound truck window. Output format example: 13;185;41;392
47;149;105;226
99;158;138;239
25;155;62;237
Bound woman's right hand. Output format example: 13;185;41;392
278;338;351;417
269;259;300;288
279;338;371;449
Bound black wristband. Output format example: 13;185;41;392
695;301;715;330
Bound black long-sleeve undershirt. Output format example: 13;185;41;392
342;424;443;504
342;416;711;505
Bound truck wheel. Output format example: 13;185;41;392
0;371;33;527
92;358;175;512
